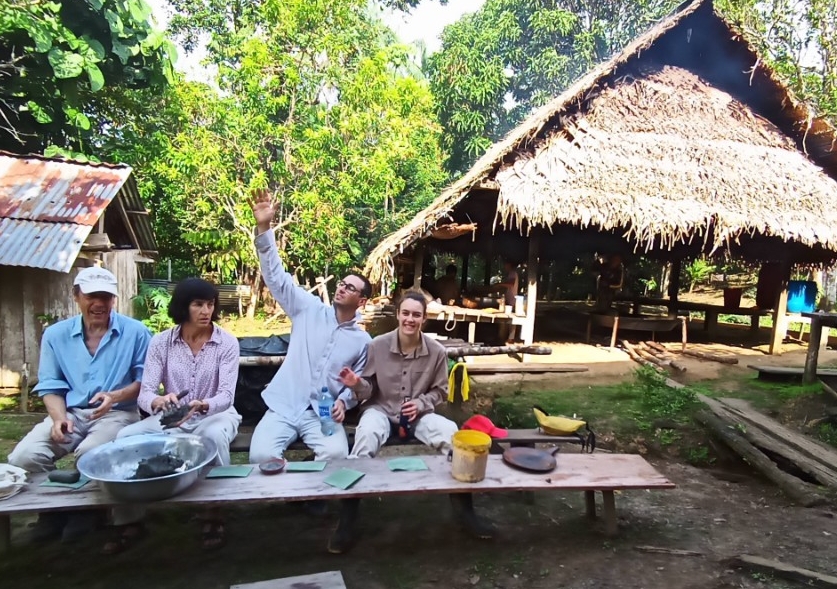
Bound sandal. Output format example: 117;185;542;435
101;523;146;555
200;520;226;551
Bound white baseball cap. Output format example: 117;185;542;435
74;267;118;296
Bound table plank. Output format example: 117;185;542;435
231;571;346;589
0;454;674;515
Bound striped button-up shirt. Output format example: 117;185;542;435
136;324;239;417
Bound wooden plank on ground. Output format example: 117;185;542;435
231;571;347;589
748;365;837;377
718;398;837;470
465;363;588;374
700;396;837;489
731;555;837;589
0;454;674;515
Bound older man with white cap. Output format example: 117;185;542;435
8;266;151;543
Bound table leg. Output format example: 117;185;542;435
585;490;596;518
586;317;592;344
602;490;617;536
705;311;718;337
750;314;760;336
467;322;476;344
0;514;10;553
804;318;823;384
609;316;619;349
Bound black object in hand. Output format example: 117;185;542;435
160;403;191;428
48;470;81;484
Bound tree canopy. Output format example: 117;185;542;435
0;0;176;156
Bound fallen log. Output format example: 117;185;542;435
620;340;664;373
638;343;687;373
645;341;670;355
699;396;837;489
444;344;552;358
716;398;837;471
694;410;825;506
682;349;738;364
730;555;837;589
635;347;669;369
635;546;703;557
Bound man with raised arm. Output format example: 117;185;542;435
248;189;372;469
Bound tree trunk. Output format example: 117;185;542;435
246;267;261;319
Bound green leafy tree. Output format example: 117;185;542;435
0;0;176;155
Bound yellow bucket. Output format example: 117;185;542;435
450;430;492;483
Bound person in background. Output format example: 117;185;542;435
435;264;461;306
8;267;150;543
332;291;495;554
594;254;624;312
103;278;241;554
495;260;520;343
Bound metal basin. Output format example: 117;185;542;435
77;433;218;502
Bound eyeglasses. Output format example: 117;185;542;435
337;280;361;295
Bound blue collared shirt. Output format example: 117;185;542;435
33;312;152;410
255;230;371;422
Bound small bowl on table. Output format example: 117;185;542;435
258;458;286;475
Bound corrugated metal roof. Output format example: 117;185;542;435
0;218;92;273
0;152;157;272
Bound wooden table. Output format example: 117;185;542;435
426;307;526;343
0;454;674;551
802;312;837;383
585;313;687;349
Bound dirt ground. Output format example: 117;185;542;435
3;324;837;588
3;452;836;589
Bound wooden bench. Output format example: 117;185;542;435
0;454;674;551
229;427;594;454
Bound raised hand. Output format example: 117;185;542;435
249;188;276;231
338;366;360;388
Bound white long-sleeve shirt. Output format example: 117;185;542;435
255;230;370;422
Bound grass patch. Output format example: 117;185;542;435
691;376;824;411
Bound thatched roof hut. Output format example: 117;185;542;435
364;0;837;289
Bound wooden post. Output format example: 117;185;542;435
609;316;619;349
602;490;617;536
413;246;424;290
803;316;822;384
520;232;539;345
460;254;469;293
483;255;493;286
769;259;792;355
667;259;681;315
585;490;596;518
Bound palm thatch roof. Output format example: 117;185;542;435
364;0;837;285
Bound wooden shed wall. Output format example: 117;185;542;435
0;251;142;390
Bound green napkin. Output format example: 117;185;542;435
285;461;328;472
323;468;365;490
40;476;91;490
387;457;429;472
206;465;253;478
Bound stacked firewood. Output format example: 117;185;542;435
620;340;738;372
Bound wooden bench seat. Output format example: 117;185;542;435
0;454;674;551
229;427;591;454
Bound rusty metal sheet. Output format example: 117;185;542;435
0;154;131;225
0;218;93;273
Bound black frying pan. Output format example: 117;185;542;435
502;446;560;473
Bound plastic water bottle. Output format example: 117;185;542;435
318;387;335;436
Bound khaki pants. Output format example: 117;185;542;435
8;408;139;473
249;408;348;464
349;407;459;459
111;406;241;526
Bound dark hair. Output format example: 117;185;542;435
346;273;372;299
445;264;457;275
167;278;221;324
397;291;427;315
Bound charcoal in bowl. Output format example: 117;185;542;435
131;453;185;480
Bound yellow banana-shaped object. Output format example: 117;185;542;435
533;406;587;436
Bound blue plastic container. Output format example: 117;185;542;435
786;280;818;313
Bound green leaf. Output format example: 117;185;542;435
105;10;124;34
84;37;107;61
86;0;104;9
128;0;150;22
28;27;53;53
47;48;84;79
112;42;131;64
86;64;105;92
25;101;53;124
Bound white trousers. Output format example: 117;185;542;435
116;406;242;466
112;407;241;526
249;408;348;464
349;408;459;459
8;408;139;473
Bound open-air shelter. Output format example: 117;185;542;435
364;0;837;352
